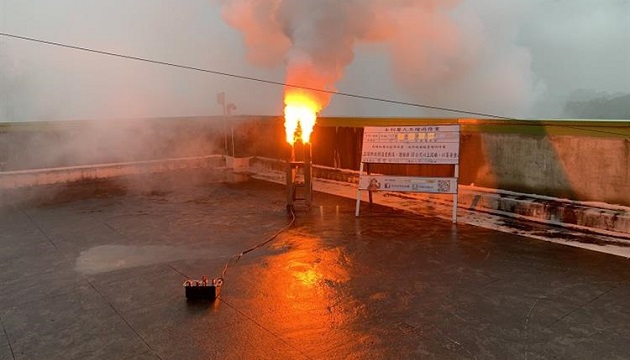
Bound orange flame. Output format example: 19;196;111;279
283;91;320;145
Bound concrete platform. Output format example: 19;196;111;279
2;169;630;359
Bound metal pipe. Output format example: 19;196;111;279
304;142;312;207
286;143;296;212
286;141;313;212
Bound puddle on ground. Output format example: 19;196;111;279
75;245;218;274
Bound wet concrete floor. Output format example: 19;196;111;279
1;170;630;359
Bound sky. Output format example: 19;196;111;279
0;0;628;122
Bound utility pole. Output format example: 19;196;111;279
217;92;228;155
227;103;237;157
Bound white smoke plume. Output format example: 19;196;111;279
221;0;384;108
219;0;544;118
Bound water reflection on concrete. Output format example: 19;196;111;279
217;205;386;359
6;175;630;359
220;203;495;359
75;245;220;275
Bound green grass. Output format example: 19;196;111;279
316;117;630;138
1;117;628;138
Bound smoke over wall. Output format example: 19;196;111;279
0;41;32;121
219;0;544;118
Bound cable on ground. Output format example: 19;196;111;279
217;206;297;286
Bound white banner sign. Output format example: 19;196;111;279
361;125;460;164
358;176;458;194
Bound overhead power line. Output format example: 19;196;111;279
0;31;512;119
0;31;628;138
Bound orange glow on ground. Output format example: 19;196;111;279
283;91;320;145
293;268;321;287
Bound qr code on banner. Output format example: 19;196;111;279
438;180;451;193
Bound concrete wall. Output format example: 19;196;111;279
0;156;223;189
229;118;630;206
1;117;628;206
473;134;629;205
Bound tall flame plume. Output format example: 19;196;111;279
283;91;320;145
